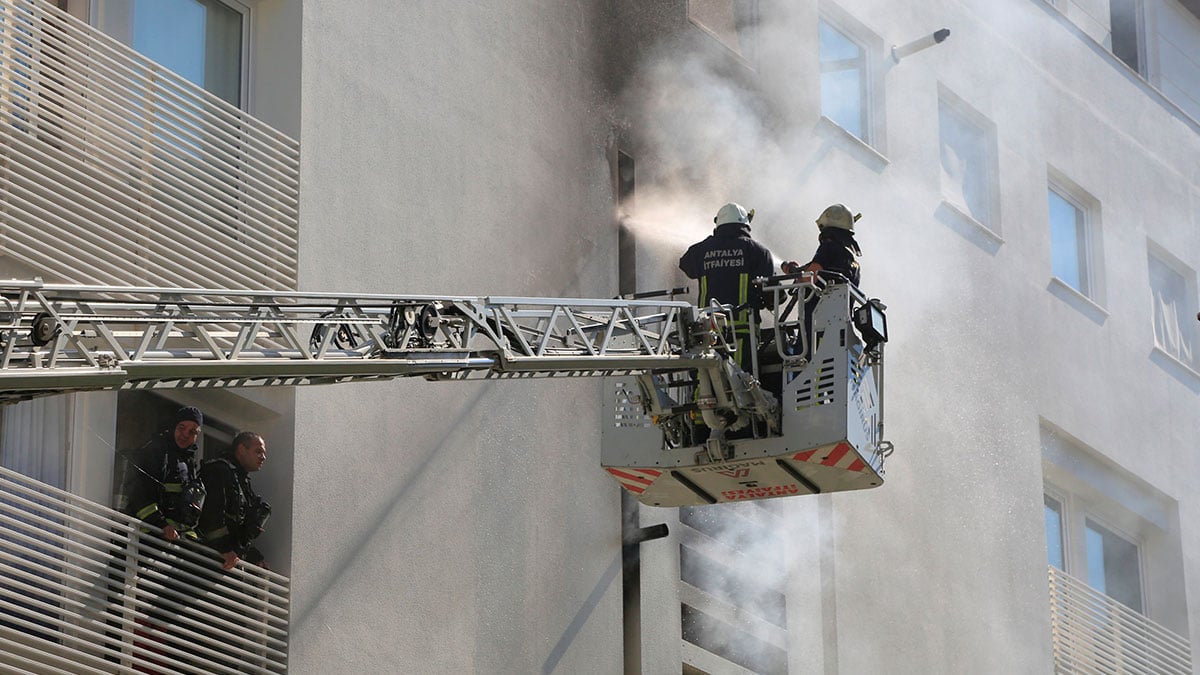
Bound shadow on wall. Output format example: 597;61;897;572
288;382;494;631
541;554;622;675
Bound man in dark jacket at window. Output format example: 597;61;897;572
781;204;864;359
199;431;270;571
124;406;206;542
781;203;862;286
119;406;208;661
679;202;776;368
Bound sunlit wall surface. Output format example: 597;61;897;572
284;0;1200;670
607;0;1200;673
1;0;1198;672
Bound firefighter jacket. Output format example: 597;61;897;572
198;456;267;564
678;222;775;311
809;227;861;287
123;432;202;534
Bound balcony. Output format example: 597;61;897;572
0;465;290;673
1049;565;1193;674
0;0;299;290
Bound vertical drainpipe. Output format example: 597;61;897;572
616;149;668;674
620;490;642;675
615;149;641;675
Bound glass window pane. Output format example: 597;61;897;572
103;0;243;107
1044;495;1065;570
689;0;744;56
1085;523;1106;594
1085;519;1143;612
939;102;990;224
1149;254;1195;364
1110;0;1141;73
819;21;860;61
203;1;243;105
133;0;206;85
819;21;864;139
1049;189;1086;293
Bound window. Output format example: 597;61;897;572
938;88;999;233
616;150;635;207
1085;518;1143;612
1109;0;1143;74
1048;188;1086;292
95;0;247;107
1044;494;1065;570
0;397;70;489
819;19;867;140
1042;492;1148;613
678;503;788;674
1046;173;1102;303
1040;421;1185;629
1148;248;1196;367
688;0;756;59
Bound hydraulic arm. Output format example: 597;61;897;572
0;278;735;395
0;277;890;506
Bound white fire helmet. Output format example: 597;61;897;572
714;202;755;227
816;204;861;231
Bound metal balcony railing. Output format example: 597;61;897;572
1049;565;1193;675
0;0;299;290
0;465;290;674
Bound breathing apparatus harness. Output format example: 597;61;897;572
204;456;271;552
121;442;206;533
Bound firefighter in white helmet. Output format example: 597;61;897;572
780;204;863;360
781;204;862;286
679;202;776;368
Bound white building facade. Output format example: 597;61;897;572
0;0;1198;673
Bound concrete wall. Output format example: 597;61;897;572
248;0;302;137
289;2;623;672
613;0;1200;671
235;0;1200;670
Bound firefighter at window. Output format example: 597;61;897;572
781;203;862;285
781;204;863;359
679;202;776;368
199;431;271;571
123;406;207;542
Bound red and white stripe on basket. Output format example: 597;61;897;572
793;442;867;473
606;468;663;494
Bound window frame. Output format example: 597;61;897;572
1046;170;1105;306
1039;418;1176;624
687;0;759;64
1044;490;1068;571
1083;514;1147;613
1048;186;1089;294
1146;241;1198;370
937;85;1001;237
817;6;885;151
1044;483;1148;614
88;0;252;110
1108;0;1147;76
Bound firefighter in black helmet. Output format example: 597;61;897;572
123;406;207;542
679;202;776;368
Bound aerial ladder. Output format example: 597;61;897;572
0;275;891;507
